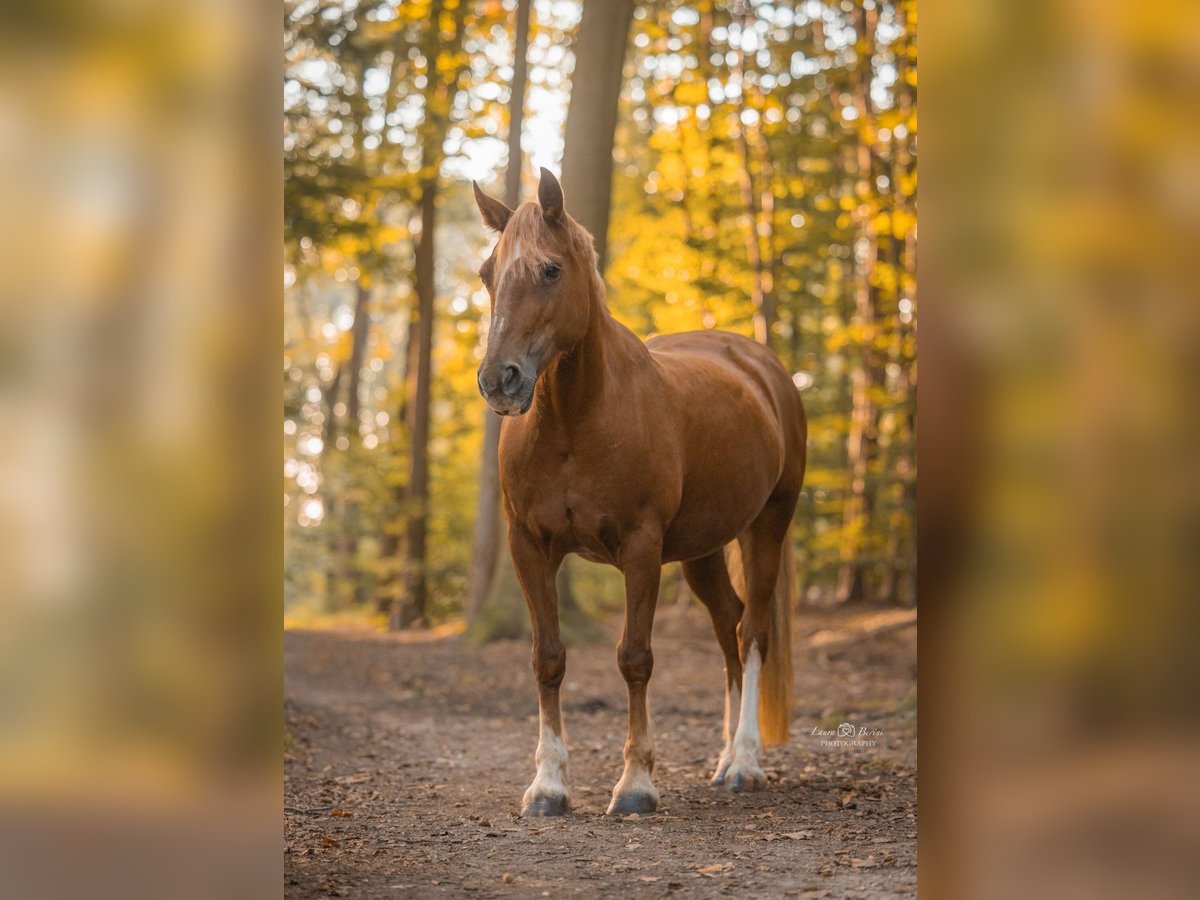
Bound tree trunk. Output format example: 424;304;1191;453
466;410;504;625
733;3;776;348
538;0;636;634
373;311;411;616
879;1;916;607
836;3;880;604
560;0;636;274
466;0;530;628
394;180;437;629
330;279;370;608
385;0;468;629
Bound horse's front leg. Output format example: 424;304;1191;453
509;525;570;817
607;530;663;816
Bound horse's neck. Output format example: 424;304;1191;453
538;282;642;429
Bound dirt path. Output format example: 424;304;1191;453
284;605;917;898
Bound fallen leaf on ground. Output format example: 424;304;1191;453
321;836;340;848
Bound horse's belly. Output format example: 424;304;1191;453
660;419;782;562
661;483;769;562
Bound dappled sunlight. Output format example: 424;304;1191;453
283;608;469;642
804;607;917;651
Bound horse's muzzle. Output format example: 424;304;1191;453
478;361;534;416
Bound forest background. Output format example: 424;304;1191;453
283;0;917;634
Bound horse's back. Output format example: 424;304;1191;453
647;329;790;388
647;330;806;465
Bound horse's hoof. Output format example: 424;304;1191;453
728;765;767;793
521;793;570;817
606;791;658;816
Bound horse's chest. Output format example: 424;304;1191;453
505;453;635;563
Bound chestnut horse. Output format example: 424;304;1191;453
472;169;806;817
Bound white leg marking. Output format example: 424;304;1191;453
725;642;767;791
712;679;740;784
521;714;570;814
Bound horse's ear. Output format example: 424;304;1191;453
538;167;564;225
473;181;513;232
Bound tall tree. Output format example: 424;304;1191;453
560;0;637;273
466;0;531;627
329;279;372;608
552;0;637;620
469;0;635;639
391;0;472;628
836;1;880;603
732;1;777;349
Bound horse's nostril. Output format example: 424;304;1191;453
501;364;521;392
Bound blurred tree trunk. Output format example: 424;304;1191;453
733;2;776;350
373;295;414;617
389;0;468;629
330;279;371;608
560;0;636;273
394;181;437;628
552;0;635;632
466;410;505;625
878;1;917;606
325;43;375;611
471;0;633;640
836;3;880;604
467;0;530;628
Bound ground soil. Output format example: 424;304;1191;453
284;604;917;898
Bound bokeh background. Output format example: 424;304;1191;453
0;0;1195;897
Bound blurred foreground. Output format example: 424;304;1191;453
924;0;1200;896
0;1;281;896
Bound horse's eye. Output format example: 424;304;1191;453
540;262;562;283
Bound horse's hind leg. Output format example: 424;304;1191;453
726;495;795;792
682;550;745;784
509;525;571;817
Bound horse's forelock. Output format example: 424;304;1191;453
496;203;599;285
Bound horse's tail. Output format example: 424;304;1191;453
758;530;794;747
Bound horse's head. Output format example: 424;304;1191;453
472;168;597;416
